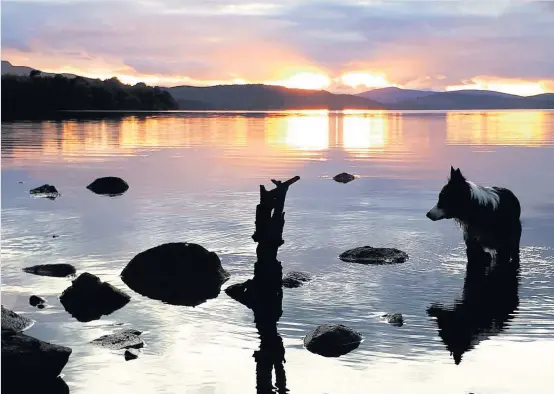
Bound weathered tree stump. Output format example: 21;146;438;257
225;176;299;393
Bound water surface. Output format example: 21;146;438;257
2;110;554;394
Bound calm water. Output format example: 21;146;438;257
2;110;554;394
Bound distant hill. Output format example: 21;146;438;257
167;84;384;110
356;87;435;104
2;60;77;79
358;86;554;109
390;91;554;110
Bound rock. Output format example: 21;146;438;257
333;172;356;184
125;349;140;361
1;330;72;380
1;306;33;332
282;271;312;288
304;324;362;357
90;329;144;350
382;313;404;327
37;304;46;310
60;272;131;322
225;281;254;308
52;235;59;238
29;184;60;199
23;263;76;277
2;376;70;394
121;242;230;306
86;176;129;196
339;246;408;265
29;295;46;307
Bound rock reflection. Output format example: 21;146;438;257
427;251;520;365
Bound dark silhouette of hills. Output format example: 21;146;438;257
2;73;177;120
356;86;435;104
2;60;553;114
167;84;385;110
358;86;554;110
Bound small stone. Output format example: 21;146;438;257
382;313;404;327
23;264;76;278
282;271;312;288
339;246;408;265
29;184;59;199
29;295;46;307
304;324;362;357
60;272;131;322
90;329;144;350
86;177;129;196
124;349;140;361
333;173;356;184
52;235;59;238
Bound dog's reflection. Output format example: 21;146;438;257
427;251;520;365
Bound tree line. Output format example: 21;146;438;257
2;71;178;120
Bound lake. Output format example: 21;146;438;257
2;110;554;394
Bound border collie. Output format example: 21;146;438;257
426;167;521;262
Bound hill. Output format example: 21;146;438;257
167;84;384;110
390;91;554;110
356;86;435;104
2;60;77;79
2;74;177;120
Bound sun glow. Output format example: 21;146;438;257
447;78;546;96
340;72;394;89
270;72;331;90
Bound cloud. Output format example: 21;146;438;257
1;0;553;91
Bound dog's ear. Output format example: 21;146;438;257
450;167;465;182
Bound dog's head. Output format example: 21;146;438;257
426;166;470;221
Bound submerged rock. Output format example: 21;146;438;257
1;330;72;380
121;242;230;306
29;295;46;308
29;184;60;199
125;349;140;361
23;263;76;278
333;172;356;184
382;313;404;327
86;176;129;196
90;329;144;350
339;246;408;265
303;324;362;357
1;306;33;332
60;272;131;322
282;271;312;288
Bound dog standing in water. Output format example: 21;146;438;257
426;167;522;263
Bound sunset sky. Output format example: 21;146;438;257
2;0;554;95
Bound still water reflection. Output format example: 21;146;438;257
2;110;554;394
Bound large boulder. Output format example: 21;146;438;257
23;263;76;277
304;324;362;357
282;271;312;288
333;172;356;184
2;376;70;394
86;176;129;196
29;184;59;199
1;306;33;332
60;272;131;322
90;329;144;350
1;329;72;380
121;242;230;306
339;246;408;265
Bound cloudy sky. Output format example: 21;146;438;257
2;0;553;94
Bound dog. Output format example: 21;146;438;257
426;167;521;263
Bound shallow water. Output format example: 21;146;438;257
2;110;554;394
